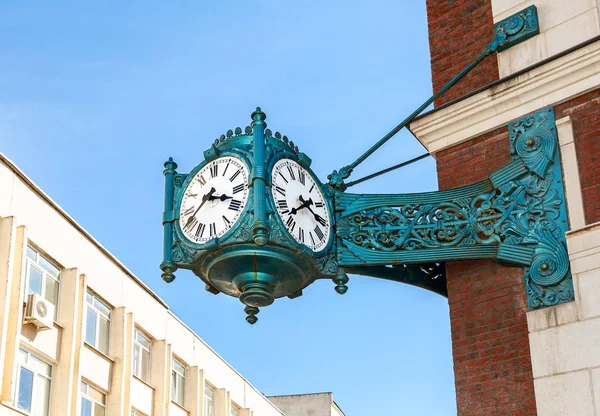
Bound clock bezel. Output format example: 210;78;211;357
174;153;252;249
268;156;334;254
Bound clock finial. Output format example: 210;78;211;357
251;107;266;125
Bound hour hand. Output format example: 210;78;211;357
210;194;233;201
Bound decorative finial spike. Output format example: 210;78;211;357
244;306;259;325
251;107;267;122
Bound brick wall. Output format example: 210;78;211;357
555;89;600;225
426;0;499;106
436;130;538;415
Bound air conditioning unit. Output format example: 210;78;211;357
24;293;54;330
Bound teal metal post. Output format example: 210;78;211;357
161;157;178;282
250;107;269;245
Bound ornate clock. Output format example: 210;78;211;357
271;158;331;252
161;105;573;324
178;156;249;244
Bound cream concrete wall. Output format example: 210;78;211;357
267;393;345;416
492;0;600;78
80;346;112;392
527;223;600;416
0;154;286;416
131;377;154;415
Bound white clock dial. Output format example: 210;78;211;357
179;156;249;244
271;158;331;252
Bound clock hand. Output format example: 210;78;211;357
299;196;327;225
209;193;233;201
184;187;216;228
290;196;312;215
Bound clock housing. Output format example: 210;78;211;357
161;109;338;324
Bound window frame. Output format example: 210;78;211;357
80;380;106;416
231;402;240;416
171;357;186;407
24;245;61;320
84;290;112;355
14;348;53;416
132;328;152;383
203;383;215;416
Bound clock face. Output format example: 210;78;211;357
271;159;331;252
179;156;249;244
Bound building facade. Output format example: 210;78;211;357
267;393;344;416
410;0;600;414
0;154;297;416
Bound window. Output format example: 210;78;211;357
85;291;111;354
132;329;151;383
231;403;240;416
171;358;185;406
14;349;52;416
203;384;214;416
25;246;60;319
80;381;106;416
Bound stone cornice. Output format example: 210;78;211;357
410;40;600;155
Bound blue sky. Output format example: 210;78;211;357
1;1;456;414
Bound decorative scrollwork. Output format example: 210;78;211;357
336;108;573;309
316;253;338;275
492;5;539;53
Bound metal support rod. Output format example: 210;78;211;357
329;41;500;189
349;49;492;171
346;153;431;188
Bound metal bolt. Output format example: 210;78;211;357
540;262;549;271
526;138;535;147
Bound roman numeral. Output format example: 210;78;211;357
222;215;231;227
222;163;230;176
183;206;195;216
278;172;288;184
298;170;306;185
198;175;207;186
298;227;305;243
232;184;245;194
229;170;241;182
185;216;198;231
275;186;286;197
314;225;324;241
229;199;242;211
277;200;288;210
309;184;315;193
310;232;316;245
209;223;216;237
315;202;324;208
286;216;296;232
210;164;218;178
316;215;327;226
195;223;205;238
286;166;296;181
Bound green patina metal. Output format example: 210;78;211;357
160;5;570;322
336;108;573;309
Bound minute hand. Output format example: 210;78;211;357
185;187;215;228
306;204;327;226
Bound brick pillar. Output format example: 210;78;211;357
436;129;537;415
426;0;499;106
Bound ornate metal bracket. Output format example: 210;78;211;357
493;5;539;53
336;108;574;310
